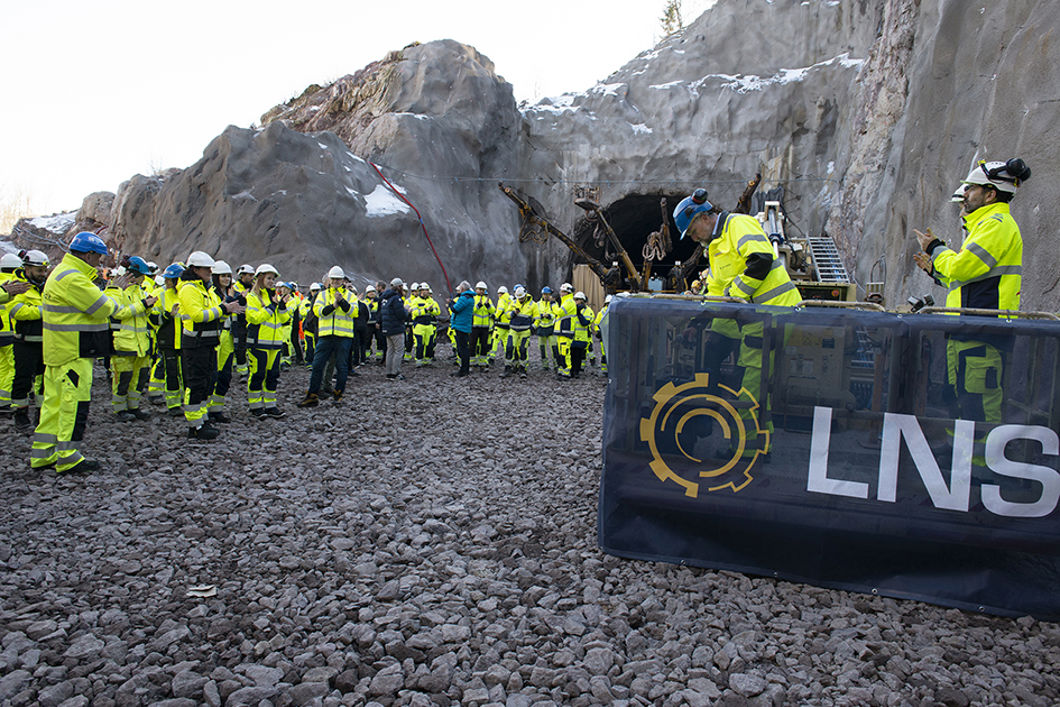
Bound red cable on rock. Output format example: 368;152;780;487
369;161;452;294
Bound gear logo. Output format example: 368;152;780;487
639;372;769;497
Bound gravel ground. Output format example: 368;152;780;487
1;346;1058;707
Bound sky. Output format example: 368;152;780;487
0;0;714;223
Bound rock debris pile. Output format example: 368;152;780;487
1;357;1058;706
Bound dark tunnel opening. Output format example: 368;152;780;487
570;193;701;287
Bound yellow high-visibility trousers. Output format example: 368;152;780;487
31;358;94;472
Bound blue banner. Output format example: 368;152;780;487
599;296;1060;619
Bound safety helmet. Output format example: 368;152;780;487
187;251;216;268
475;281;488;290
513;285;526;298
147;261;158;274
673;188;714;238
365;285;376;293
574;291;587;301
541;286;553;295
310;282;322;291
127;256;151;275
420;282;430;292
410;282;421;291
390;277;405;287
328;265;345;279
212;260;233;275
236;263;254;276
560;283;573;293
23;250;49;267
154;275;165;286
163;263;185;279
498;286;508;295
0;253;22;269
69;231;109;255
604;294;613;304
276;281;290;290
961;158;1031;194
951;184;968;203
255;263;278;276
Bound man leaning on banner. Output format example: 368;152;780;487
914;158;1030;425
673;188;802;456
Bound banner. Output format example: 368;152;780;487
599;296;1060;619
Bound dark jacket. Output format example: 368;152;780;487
448;289;475;334
379;289;408;335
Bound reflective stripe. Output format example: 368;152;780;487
42;304;86;314
115;324;150;333
770;258;785;271
84;294;112;316
737;233;771;250
55;269;79;281
966;242;998;269
752;280;799;304
33;432;57;444
43;321;109;332
8;303;25;316
182;329;220;339
948;265;1023;290
731;278;757;297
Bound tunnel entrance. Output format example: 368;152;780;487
570;192;701;288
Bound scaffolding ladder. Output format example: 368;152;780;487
807;236;850;283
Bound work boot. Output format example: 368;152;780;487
250;409;266;418
333;390;343;402
130;408;151;421
116;410;136;422
520;369;528;379
13;408;32;431
60;458;101;475
167;407;183;417
262;407;286;418
297;393;319;408
500;366;512;378
208;412;231;424
188;425;220;441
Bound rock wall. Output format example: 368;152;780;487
32;0;1060;307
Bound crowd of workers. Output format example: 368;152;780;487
0;242;611;473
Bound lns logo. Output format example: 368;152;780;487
640;373;769;497
808;407;1060;518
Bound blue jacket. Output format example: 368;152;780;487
448;289;475;333
379;288;408;335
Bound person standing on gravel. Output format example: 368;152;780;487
30;232;120;474
380;278;409;380
298;267;356;407
448;281;474;377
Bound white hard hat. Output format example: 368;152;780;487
390;277;405;287
154;274;165;286
23;250;49;267
961;158;1030;195
310;282;322;291
498;286;508;295
147;261;158;274
475;281;487;290
328;265;345;279
365;285;376;293
1;253;23;269
255;263;278;276
187;251;216;268
410;282;420;291
513;285;526;298
212;260;232;275
560;283;573;293
574;291;587;301
236;263;254;276
605;294;613;304
950;184;968;203
420;283;430;291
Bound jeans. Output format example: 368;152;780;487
309;336;353;394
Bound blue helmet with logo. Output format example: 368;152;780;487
541;286;553;295
127;256;151;275
672;188;714;239
69;231;108;255
163;263;185;279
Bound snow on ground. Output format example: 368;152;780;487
27;212;76;235
364;184;411;217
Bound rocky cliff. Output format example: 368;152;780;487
14;0;1059;308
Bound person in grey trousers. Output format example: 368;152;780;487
379;277;409;379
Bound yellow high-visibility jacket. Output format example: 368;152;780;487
246;289;293;349
313;287;355;338
105;282;152;357
704;212;801;307
177;277;224;350
41;253;120;366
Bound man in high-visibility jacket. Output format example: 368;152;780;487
105;256;156;420
674;188;802;455
492;285;511;363
8;250;48;430
179;251;244;439
569;292;594;378
412;283;441;367
915;158;1030;424
470;281;494;368
0;252;27;415
299;266;355;407
500;285;537;378
148;264;186;414
534;286;559;371
555;283;577;378
30;232;120;473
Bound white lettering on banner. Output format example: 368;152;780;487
806;407;1060;518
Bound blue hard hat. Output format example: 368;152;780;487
127;256;151;275
163;263;185;279
69;231;108;255
541;286;553;294
673;188;713;239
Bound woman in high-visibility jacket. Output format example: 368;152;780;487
148;265;186;414
471;282;495;368
8;251;49;430
499;286;537;378
208;261;237;423
245;264;291;417
533;287;559;371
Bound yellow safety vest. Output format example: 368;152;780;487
177;277;224;349
313;287;355;338
41;253;120;366
246;289;292;348
105;282;152;356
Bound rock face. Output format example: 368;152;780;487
45;0;1060;306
